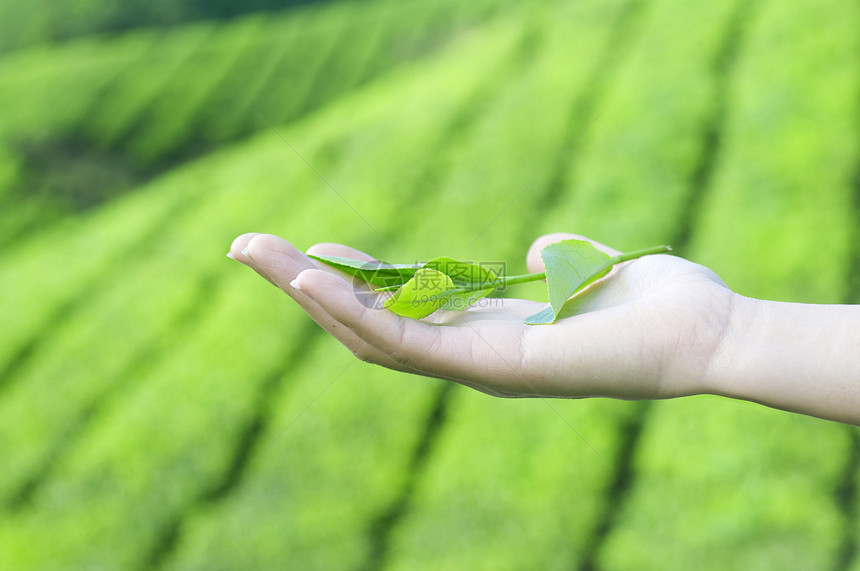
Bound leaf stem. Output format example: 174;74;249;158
375;244;672;295
480;244;671;291
494;271;546;286
611;244;672;263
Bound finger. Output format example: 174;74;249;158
229;232;260;261
526;232;621;273
306;242;378;262
283;243;530;391
241;238;522;390
229;232;279;286
291;268;525;385
240;234;411;372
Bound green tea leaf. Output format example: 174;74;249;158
308;253;421;288
437;285;497;312
383;268;455;319
423;256;500;287
373;256;503;310
422;256;500;311
311;242;670;323
524;240;613;325
543;240;612;312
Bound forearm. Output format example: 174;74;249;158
708;295;860;425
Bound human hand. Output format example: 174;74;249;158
229;232;737;401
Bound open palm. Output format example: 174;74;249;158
231;232;736;401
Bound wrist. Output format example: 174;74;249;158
702;292;756;399
705;294;860;425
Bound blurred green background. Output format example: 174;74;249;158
1;0;858;568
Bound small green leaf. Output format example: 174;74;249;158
438;285;496;312
308;254;421;288
383;268;455;319
422;256;500;288
524;240;613;324
309;242;670;323
422;256;500;312
543;240;611;313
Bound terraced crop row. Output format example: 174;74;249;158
600;0;860;568
0;5;534;567
162;1;635;567
0;0;332;53
0;0;511;379
0;0;857;568
383;1;770;568
0;0;511;399
0;0;510;244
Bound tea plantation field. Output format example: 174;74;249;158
0;0;858;568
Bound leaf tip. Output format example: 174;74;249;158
523;306;556;325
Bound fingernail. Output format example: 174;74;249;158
241;248;250;258
289;279;303;291
226;252;235;260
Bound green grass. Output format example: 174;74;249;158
0;0;858;568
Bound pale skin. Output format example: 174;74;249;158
230;232;860;426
